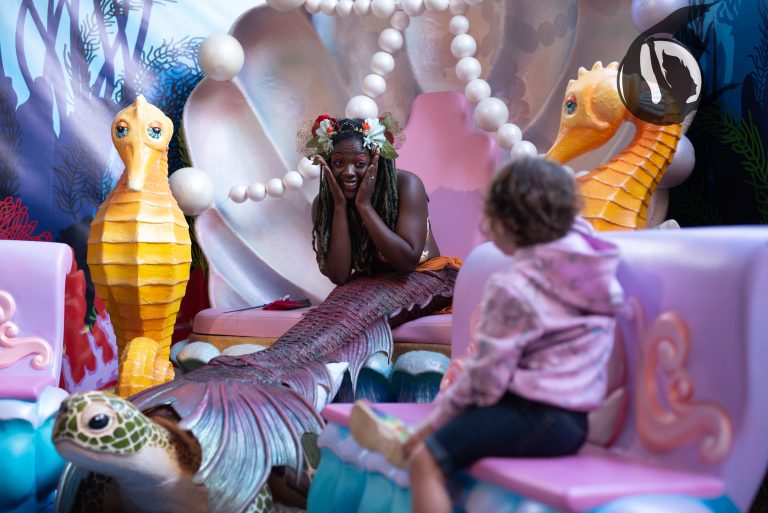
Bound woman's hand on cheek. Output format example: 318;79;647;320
355;147;380;210
317;155;346;207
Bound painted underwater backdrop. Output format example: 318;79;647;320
0;0;767;510
668;0;768;227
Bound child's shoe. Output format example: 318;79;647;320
349;400;411;468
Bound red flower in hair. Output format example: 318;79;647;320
385;131;394;144
313;114;336;132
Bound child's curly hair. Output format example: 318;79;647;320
484;157;580;247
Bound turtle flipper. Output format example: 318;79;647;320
55;464;119;513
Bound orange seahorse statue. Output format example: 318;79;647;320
87;95;190;396
546;61;682;231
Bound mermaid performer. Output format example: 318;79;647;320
57;113;458;512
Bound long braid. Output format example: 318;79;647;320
312;154;399;275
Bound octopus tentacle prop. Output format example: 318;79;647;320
546;61;682;231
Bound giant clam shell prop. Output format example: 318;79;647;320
185;0;638;307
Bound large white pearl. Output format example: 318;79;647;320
229;184;248;203
473;97;509;132
509;140;538;161
391;11;411;30
449;15;470;35
266;178;285;198
371;51;396;76
169;167;214;216
424;0;449;12
247;182;267;202
630;0;689;32
464;79;491;104
402;0;425;16
305;0;322;13
337;0;354;16
345;95;379;119
371;0;396;18
495;123;522;149
283;171;304;190
379;28;404;53
455;56;482;82
266;0;306;11
451;34;477;58
354;0;371;15
659;134;695;188
299;157;322;179
449;0;468;15
199;34;245;82
320;0;338;14
362;74;387;98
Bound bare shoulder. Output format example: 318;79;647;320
396;170;427;199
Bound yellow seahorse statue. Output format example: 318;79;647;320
87;95;190;396
546;61;682;231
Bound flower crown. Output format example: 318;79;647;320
301;113;403;160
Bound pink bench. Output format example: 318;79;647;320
315;227;768;512
0;240;71;400
0;240;71;511
190;92;500;354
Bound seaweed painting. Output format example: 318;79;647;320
668;0;768;226
1;0;209;327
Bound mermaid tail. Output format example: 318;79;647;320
130;268;457;513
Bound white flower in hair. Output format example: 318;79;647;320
316;118;336;152
362;117;387;151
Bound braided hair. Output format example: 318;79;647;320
312;119;399;275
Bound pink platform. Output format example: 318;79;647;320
323;403;723;512
0;241;71;400
322;227;768;512
191;92;499;347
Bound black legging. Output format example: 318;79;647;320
424;393;588;476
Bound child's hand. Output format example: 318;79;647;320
403;422;434;460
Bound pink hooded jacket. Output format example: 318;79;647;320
427;220;624;428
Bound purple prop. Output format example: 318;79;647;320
0;241;71;400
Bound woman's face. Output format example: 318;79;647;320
330;137;371;199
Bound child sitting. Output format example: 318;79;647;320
350;156;624;513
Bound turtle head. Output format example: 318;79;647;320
53;391;154;473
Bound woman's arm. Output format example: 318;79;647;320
357;169;430;272
314;160;353;285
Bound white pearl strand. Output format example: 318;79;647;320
231;0;569;204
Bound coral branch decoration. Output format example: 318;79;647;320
0;290;53;370
0;196;53;241
629;299;732;464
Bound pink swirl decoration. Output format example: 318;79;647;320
0;290;52;370
630;299;732;464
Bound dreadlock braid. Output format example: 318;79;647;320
312;136;399;276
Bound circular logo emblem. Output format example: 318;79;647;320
618;37;702;125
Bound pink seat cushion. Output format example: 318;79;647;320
390;314;451;345
193;308;452;345
193;307;311;338
321;403;724;512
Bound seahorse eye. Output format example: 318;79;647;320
147;126;162;139
115;126;129;139
565;95;577;115
88;413;110;430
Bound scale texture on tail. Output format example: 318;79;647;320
130;267;457;513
